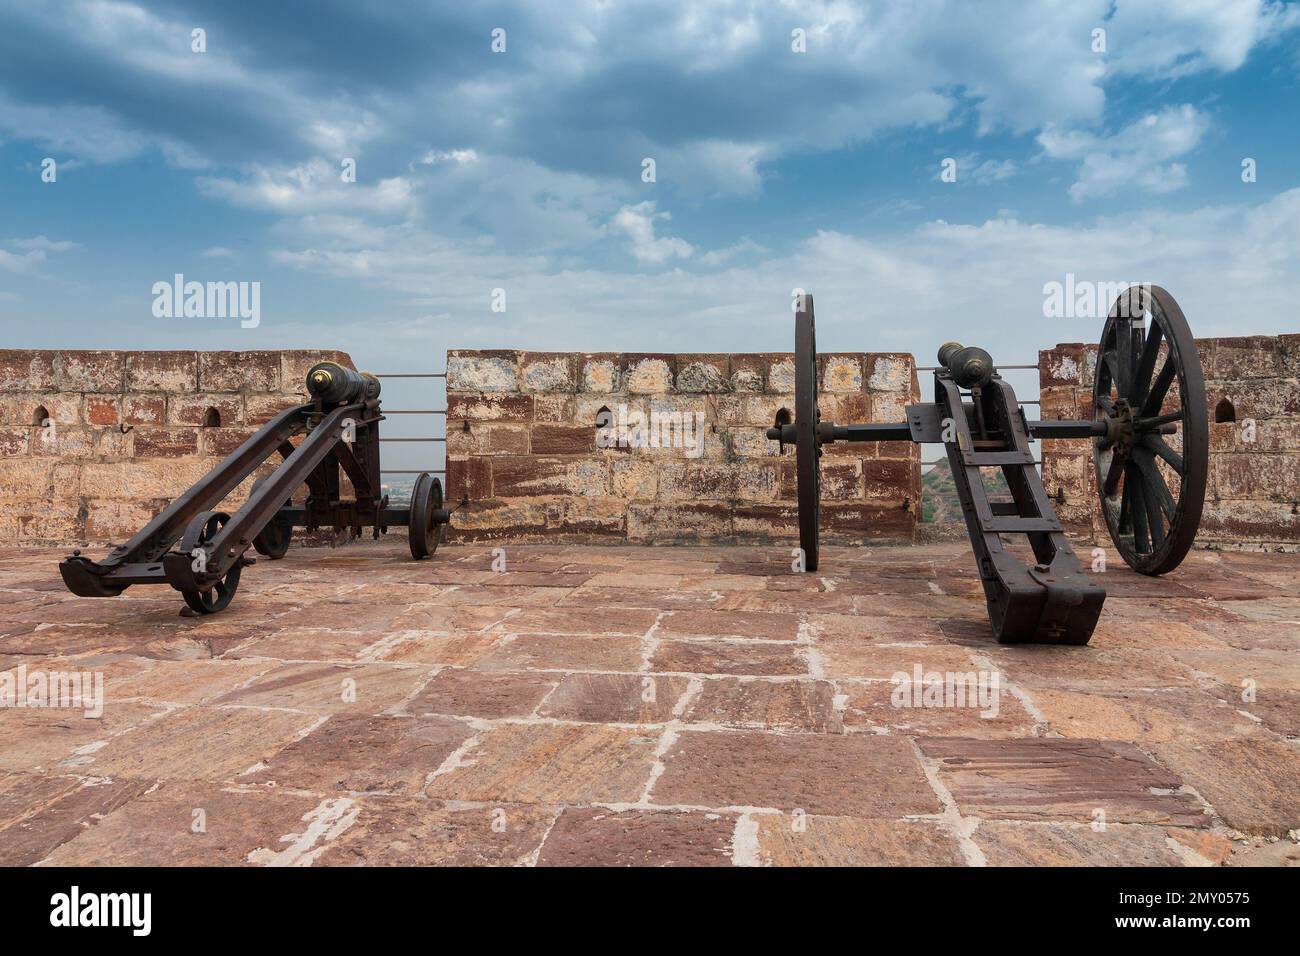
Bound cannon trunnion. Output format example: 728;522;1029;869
59;362;451;615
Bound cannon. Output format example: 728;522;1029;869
59;361;451;614
768;285;1207;645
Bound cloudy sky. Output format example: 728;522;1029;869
3;0;1299;379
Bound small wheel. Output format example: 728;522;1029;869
1093;285;1208;575
793;295;821;572
179;511;242;614
250;475;293;560
408;472;444;560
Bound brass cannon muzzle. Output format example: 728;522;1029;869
937;341;995;388
305;362;381;404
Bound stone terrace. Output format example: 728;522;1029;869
1;540;1298;866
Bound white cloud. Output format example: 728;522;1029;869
197;160;415;215
0;236;78;274
610;202;694;264
1039;105;1210;201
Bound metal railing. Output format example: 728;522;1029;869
373;372;447;475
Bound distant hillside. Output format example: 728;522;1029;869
921;459;1011;523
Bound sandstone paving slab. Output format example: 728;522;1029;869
1233;685;1300;737
212;661;429;715
361;631;502;666
436;585;572;608
405;669;559;719
682;677;841;733
1030;687;1264;743
389;603;518;631
425;723;659;805
649;639;809;677
81;705;321;782
226;627;392;662
491;605;659;636
536;807;735;866
651;730;939;817
1087;617;1231;650
1197;619;1300;652
558;585;723;610
657;609;801;641
37;781;329;866
808;613;947;643
917;738;1207;826
1147;738;1300;837
0;701;164;773
837;679;1036;738
753;814;965;866
817;642;983;681
238;714;474;794
1168;648;1300;692
0;775;150;866
474;634;645;673
311;796;559;866
538;672;691;723
972;822;1193;866
983;645;1201;692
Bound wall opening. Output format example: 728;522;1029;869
31;405;50;427
1214;398;1235;423
202;407;222;427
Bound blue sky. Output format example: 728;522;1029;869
2;0;1299;380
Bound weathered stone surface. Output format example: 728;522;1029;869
83;706;320;781
426;723;657;803
650;640;808;676
652;731;938;816
539;673;691;723
0;775;150;866
313;797;557;866
1148;738;1300;837
918;738;1207;826
38;781;327;866
538;808;735;866
755;815;965;866
684;678;841;732
239;714;473;793
447;351;520;392
406;669;558;719
974;822;1189;866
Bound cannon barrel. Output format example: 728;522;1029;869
937;341;995;388
305;362;380;404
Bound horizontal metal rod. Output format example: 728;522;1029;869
917;363;1040;371
371;373;446;378
923;460;1042;466
380;469;447;474
379;437;446;442
384;409;446;414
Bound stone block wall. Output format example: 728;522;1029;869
1039;334;1300;549
0;349;354;544
444;351;922;544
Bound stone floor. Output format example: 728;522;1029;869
1;537;1297;867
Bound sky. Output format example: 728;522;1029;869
2;0;1299;404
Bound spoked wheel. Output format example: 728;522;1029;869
1093;285;1207;575
179;511;242;614
408;472;444;560
250;475;293;560
794;294;821;572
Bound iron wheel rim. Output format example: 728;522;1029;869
794;295;821;572
179;510;242;613
1093;285;1207;575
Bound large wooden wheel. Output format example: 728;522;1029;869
794;295;821;572
1092;285;1207;575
